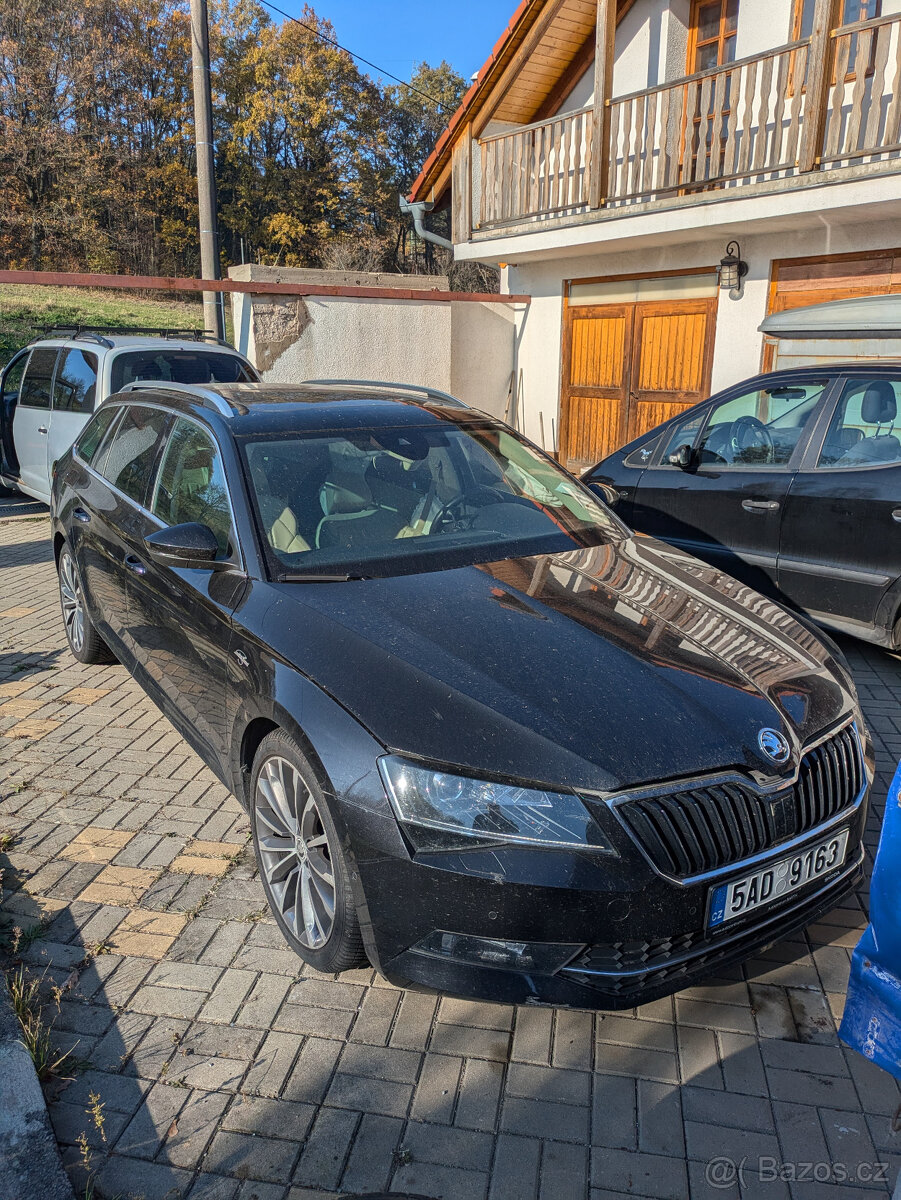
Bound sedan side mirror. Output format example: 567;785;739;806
667;443;696;472
591;482;620;507
144;522;220;568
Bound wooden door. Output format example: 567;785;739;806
560;297;717;470
626;300;718;441
559;304;633;469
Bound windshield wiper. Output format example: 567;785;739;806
277;572;369;583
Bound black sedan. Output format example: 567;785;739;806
584;364;901;650
50;382;871;1009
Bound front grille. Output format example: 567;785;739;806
615;723;862;877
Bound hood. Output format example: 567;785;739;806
260;536;854;794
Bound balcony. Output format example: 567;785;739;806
462;11;901;237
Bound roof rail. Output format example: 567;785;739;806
302;379;468;409
33;324;228;344
118;381;235;417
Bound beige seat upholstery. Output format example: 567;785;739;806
268;506;310;555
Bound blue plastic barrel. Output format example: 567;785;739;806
840;760;901;1080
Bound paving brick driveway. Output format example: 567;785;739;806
1;503;900;1200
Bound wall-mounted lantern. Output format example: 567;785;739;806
719;241;749;300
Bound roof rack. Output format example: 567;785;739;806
32;325;233;347
302;379;468;409
118;381;236;417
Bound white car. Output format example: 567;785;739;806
0;330;258;504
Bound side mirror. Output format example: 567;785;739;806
591;482;620;507
144;522;220;568
667;443;696;472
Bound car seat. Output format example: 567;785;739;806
838;381;901;465
316;481;402;551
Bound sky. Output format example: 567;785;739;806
272;0;518;85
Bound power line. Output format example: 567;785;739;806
257;0;455;113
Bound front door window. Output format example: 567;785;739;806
151;418;236;559
696;381;828;467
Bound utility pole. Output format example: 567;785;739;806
189;0;225;340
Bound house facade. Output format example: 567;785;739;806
409;0;901;471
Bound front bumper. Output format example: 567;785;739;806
348;727;872;1010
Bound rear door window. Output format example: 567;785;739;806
53;349;98;414
18;348;58;409
817;378;901;468
99;405;171;506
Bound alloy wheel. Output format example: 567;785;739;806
59;551;85;654
254;755;336;949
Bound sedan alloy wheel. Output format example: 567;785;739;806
254;754;336;949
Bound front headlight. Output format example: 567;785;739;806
378;756;616;852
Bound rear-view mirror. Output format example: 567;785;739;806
144;522;220;568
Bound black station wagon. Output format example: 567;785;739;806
584;364;901;651
50;381;871;1008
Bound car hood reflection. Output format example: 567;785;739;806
261;536;850;794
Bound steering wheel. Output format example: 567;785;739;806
430;487;508;534
727;415;774;464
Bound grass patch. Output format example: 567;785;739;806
6;964;81;1084
0;830;15;852
0;283;235;369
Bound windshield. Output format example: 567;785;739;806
110;350;257;392
240;418;627;579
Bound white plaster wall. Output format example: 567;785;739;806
560;0;689;110
231;293;520;417
450;302;519;417
246;296;454;392
505;218;901;452
735;0;794;58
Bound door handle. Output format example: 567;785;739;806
893;509;901;523
73;508;91;524
124;554;147;577
742;499;780;513
37;425;48;435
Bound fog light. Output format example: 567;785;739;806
413;930;584;973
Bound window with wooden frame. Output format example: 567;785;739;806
683;0;739;184
688;0;740;73
792;0;882;79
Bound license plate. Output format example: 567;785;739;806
709;829;850;928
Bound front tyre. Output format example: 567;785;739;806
251;729;367;974
57;542;113;664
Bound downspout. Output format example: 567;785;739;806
399;197;453;251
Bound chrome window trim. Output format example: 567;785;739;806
595;717;865;888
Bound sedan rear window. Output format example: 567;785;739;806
240;417;626;579
110;350;256;392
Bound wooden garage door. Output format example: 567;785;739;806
560;290;718;471
762;248;901;370
769;249;901;315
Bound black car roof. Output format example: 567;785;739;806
105;382;486;435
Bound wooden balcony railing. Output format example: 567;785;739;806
479;107;594;226
474;10;901;232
